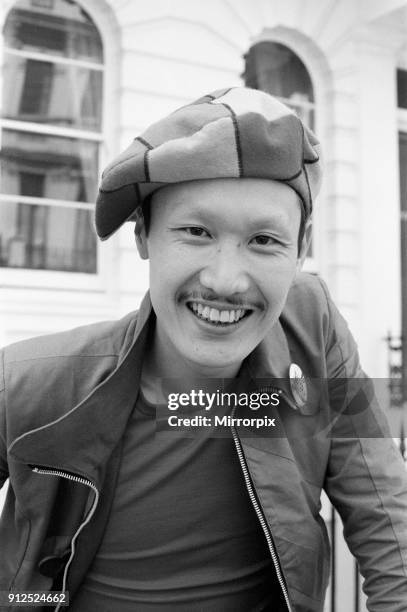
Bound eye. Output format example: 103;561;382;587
250;234;276;247
181;227;211;238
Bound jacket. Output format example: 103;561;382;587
1;272;407;612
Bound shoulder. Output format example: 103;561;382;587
282;271;331;340
286;271;330;308
2;311;138;366
282;272;361;378
0;311;140;446
0;311;139;412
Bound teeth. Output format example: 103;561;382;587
220;311;229;323
209;308;218;322
188;302;248;325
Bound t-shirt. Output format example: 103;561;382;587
71;393;281;611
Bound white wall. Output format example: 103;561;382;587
1;0;405;375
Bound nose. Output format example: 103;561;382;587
199;244;251;296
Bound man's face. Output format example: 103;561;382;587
137;178;305;376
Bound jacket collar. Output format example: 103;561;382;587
9;293;152;488
247;317;294;391
10;293;296;487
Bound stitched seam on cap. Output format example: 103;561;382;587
219;102;243;177
99;182;166;194
280;168;302;182
217;87;234;98
136;136;153;150
104;139;151;176
105;114;227;178
208;87;233;102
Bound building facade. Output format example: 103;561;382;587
1;1;407;610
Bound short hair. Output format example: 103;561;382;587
141;193;152;235
133;193;153;238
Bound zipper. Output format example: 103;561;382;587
230;407;293;612
31;467;100;612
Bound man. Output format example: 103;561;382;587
1;87;407;612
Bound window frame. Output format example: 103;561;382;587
242;41;317;130
0;0;110;289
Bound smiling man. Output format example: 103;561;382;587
1;87;407;612
137;178;304;383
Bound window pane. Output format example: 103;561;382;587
0;200;97;272
3;55;103;130
397;70;407;109
1;130;99;203
243;42;314;103
4;0;103;63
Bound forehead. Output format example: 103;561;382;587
150;178;302;227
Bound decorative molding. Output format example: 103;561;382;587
352;22;407;55
221;0;253;36
363;0;407;25
116;15;244;52
121;46;241;73
311;0;346;40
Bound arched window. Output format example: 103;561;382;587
0;0;103;273
243;40;316;262
243;41;315;130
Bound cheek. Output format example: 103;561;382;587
259;264;297;308
148;247;192;301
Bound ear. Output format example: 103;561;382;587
296;217;313;271
134;206;149;260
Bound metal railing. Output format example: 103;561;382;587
328;508;364;612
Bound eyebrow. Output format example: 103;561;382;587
245;215;292;231
174;207;292;232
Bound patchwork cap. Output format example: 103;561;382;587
96;87;322;240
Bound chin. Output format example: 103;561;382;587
181;344;247;373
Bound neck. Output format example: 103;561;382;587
141;322;242;403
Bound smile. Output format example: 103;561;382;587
186;302;252;326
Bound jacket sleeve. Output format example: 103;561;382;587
321;280;407;611
0;350;9;488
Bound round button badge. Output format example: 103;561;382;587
289;363;307;408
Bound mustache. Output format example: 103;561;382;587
179;290;262;309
